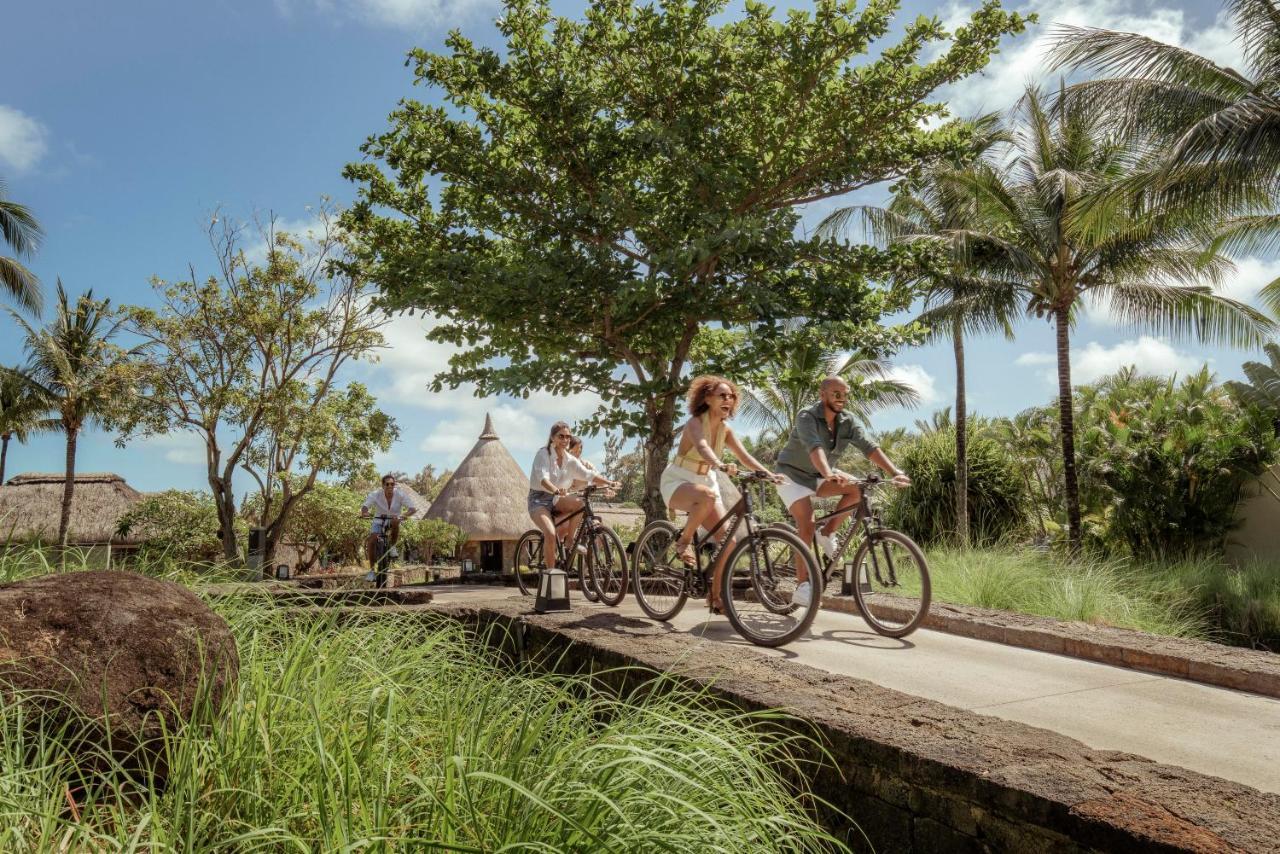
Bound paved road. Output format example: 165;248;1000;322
428;585;1280;794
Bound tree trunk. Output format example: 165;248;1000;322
1054;305;1082;554
210;476;240;562
58;427;78;550
0;433;9;485
640;395;679;526
952;319;969;547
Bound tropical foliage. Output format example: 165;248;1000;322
115;490;229;563
0;366;54;484
0;178;42;314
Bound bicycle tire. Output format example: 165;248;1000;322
587;524;628;606
722;527;821;648
630;520;689;621
850;529;931;638
513;529;544;596
368;536;387;588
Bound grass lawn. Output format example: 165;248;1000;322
926;547;1280;651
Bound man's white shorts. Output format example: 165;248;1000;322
775;474;818;511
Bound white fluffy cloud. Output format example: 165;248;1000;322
886;363;941;404
138;431;208;467
1219;256;1280;305
1017;335;1204;384
936;0;1238;118
0;105;49;175
276;0;496;29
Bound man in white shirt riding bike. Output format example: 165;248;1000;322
361;473;418;571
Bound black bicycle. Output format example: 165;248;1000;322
773;474;931;637
630;470;821;647
512;485;629;606
365;514;398;589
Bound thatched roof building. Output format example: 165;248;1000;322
424;414;531;572
0;472;145;546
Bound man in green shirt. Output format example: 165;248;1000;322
776;376;911;605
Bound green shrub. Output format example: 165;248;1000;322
883;426;1027;545
115;490;229;562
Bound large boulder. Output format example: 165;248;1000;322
0;570;239;777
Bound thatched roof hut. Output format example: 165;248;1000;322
0;472;145;546
425;414;529;541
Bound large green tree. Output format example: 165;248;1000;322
0;178;42;314
117;211;390;562
344;0;1029;521
1048;0;1280;276
11;283;134;547
944;87;1272;552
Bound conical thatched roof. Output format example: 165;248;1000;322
0;472;146;544
424;414;530;540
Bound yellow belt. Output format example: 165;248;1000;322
676;457;713;476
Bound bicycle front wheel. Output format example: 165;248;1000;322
630;520;689;622
850;529;931;638
587;524;628;606
722;528;821;647
512;530;544;596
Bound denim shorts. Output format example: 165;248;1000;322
527;489;557;515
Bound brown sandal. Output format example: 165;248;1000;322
674;539;697;568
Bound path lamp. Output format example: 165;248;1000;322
534;565;571;613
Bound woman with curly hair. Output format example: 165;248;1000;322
659;375;780;614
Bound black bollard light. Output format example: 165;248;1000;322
534;565;571;613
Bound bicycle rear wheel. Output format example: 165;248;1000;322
587;524;628;606
850;529;931;638
512;530;544;596
368;537;387;589
722;527;821;647
630;521;689;621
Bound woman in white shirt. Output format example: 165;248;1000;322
527;421;616;572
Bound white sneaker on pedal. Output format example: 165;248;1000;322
814;531;838;560
791;581;813;608
387;546;399;559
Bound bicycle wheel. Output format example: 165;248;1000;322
722;527;821;647
512;530;544;596
630;520;689;621
574;538;601;602
850;529;931;638
587;524;628;606
368;537;387;588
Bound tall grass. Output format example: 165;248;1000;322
0;596;847;851
927;547;1280;649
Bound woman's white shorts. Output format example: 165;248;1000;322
659;462;722;509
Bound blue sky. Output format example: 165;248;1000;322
1;0;1266;495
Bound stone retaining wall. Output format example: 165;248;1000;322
431;601;1280;854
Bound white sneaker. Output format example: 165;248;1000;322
814;531;838;559
575;543;588;556
387;546;399;559
791;581;813;607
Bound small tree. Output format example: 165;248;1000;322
0;366;54;483
118;208;389;562
247;481;367;572
11;283;134;547
115;490;228;563
345;0;1030;522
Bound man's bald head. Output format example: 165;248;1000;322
820;376;849;394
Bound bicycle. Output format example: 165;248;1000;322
630;470;822;647
364;514;398;589
512;485;629;606
774;473;932;638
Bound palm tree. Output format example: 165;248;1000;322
738;319;920;443
11;282;132;547
818;115;1020;544
946;86;1272;552
0;178;43;314
0;367;55;483
1048;0;1280;280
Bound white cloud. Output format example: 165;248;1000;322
1220;256;1280;305
277;0;496;29
1018;335;1203;385
0;105;49;175
935;0;1239;119
138;431;207;467
886;363;940;404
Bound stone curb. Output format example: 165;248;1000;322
820;594;1280;700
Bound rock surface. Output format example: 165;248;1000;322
0;570;239;776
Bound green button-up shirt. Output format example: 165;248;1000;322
776;402;878;490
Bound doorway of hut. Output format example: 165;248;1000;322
479;540;503;573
